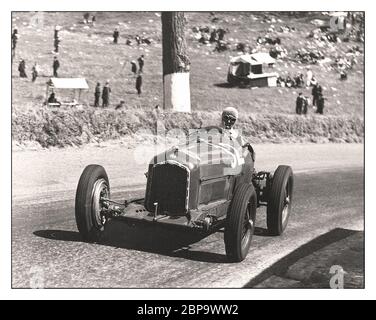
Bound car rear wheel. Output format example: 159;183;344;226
267;165;294;236
224;183;257;262
75;164;110;242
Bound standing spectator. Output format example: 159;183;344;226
31;63;39;82
94;82;101;107
217;28;227;41
312;83;322;107
312;84;317;106
91;15;96;25
136;73;142;95
102;80;111;107
54;37;61;53
296;93;308;115
83;13;90;24
113;28;120;44
53;56;60;77
54;26;60;41
316;94;325;115
135;35;141;45
306;67;313;86
302;97;308;115
209;29;218;43
18;59;27;78
138;55;144;73
12;29;18;52
131;61;137;75
295;73;304;88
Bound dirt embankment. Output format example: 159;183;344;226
12;107;364;148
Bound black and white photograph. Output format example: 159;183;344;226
4;1;371;298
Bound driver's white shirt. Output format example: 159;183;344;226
223;128;245;145
222;127;250;162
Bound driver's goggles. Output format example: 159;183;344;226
223;115;237;123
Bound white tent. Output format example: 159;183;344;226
48;77;89;89
46;77;89;106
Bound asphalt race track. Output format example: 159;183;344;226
12;167;363;288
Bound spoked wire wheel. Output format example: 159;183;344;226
75;165;110;242
225;183;257;262
91;178;110;231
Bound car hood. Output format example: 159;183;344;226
150;136;245;176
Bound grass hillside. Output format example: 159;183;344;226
11;12;364;147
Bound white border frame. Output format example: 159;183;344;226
1;0;372;300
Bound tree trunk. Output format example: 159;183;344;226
161;12;191;112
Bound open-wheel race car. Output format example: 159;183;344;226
75;127;294;262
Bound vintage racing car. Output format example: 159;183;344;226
75;127;294;262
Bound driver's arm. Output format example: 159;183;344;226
242;140;256;162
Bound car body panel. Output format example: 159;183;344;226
144;129;254;216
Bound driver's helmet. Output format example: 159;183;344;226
222;107;239;129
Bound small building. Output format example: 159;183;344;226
46;77;89;107
313;12;348;32
227;53;278;87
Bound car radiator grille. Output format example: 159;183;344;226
148;163;189;215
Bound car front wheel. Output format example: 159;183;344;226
267;165;294;236
75;164;110;242
224;183;257;262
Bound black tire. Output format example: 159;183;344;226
267;165;294;236
75;164;110;242
224;183;257;262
